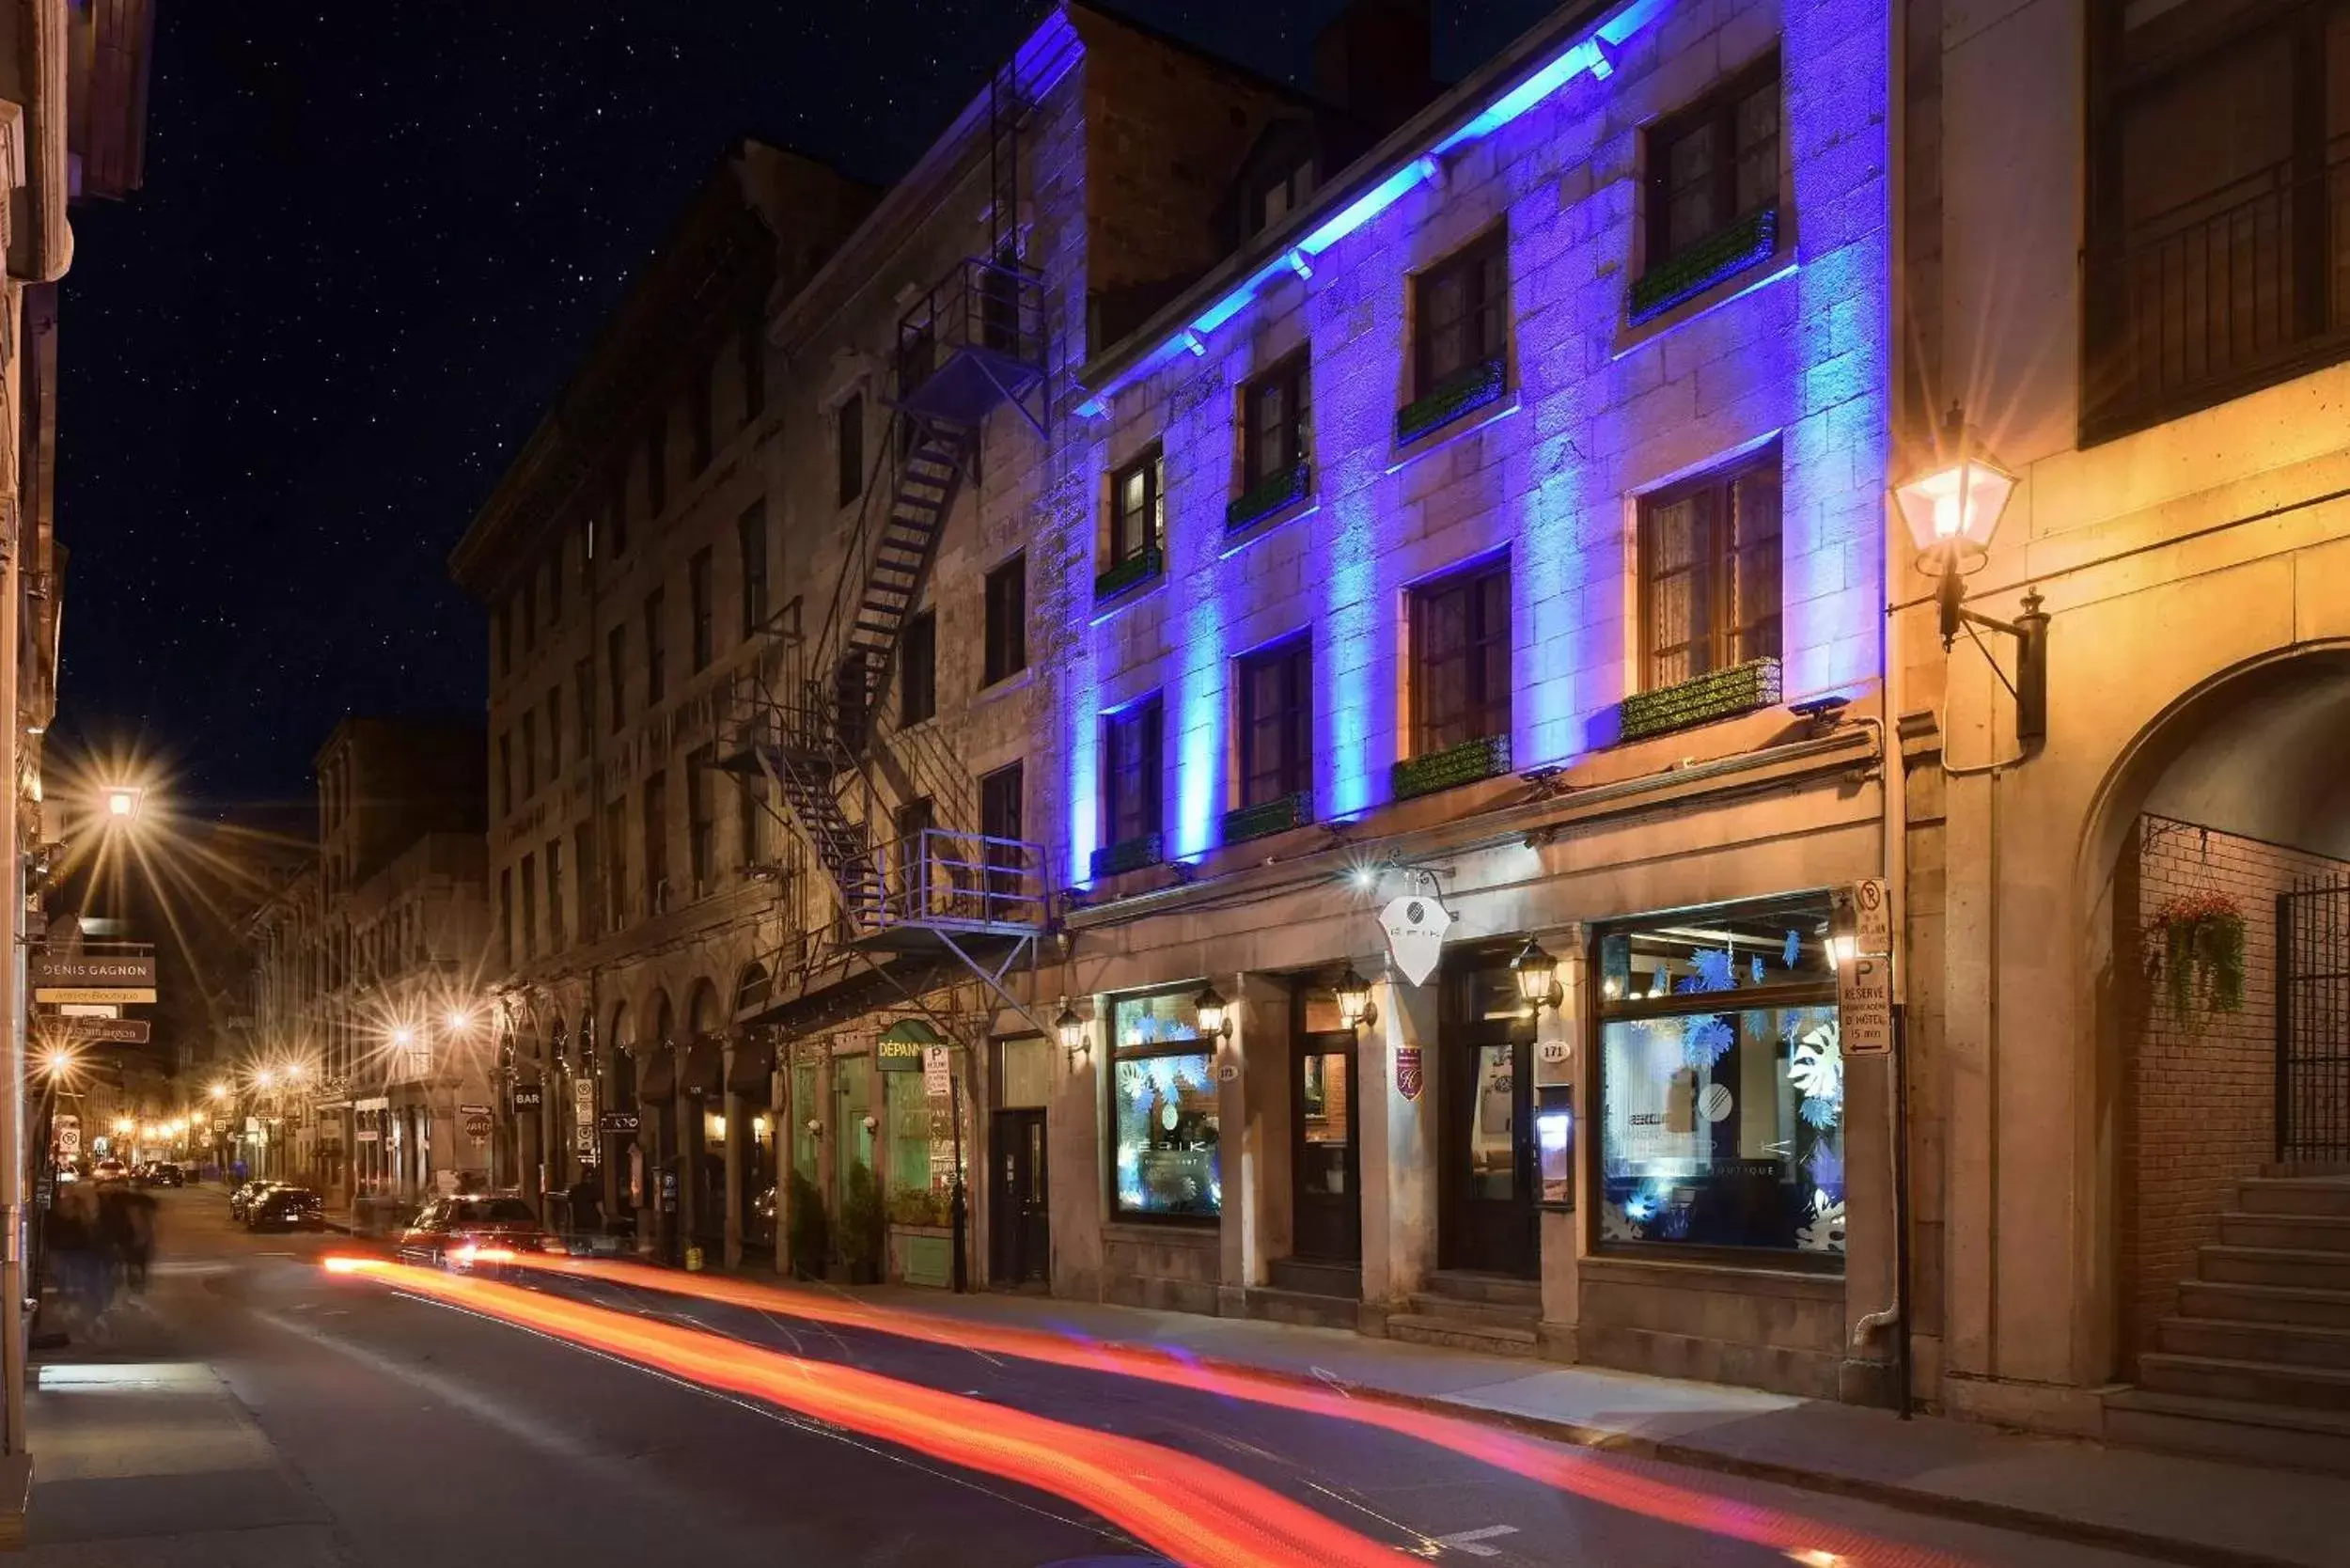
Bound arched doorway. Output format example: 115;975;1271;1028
683;979;724;1253
733;964;776;1255
2085;647;2350;1388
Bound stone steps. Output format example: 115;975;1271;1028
2239;1177;2350;1218
1386;1270;1543;1357
2138;1351;2350;1409
2199;1244;2350;1292
2105;1389;2350;1476
2156;1314;2350;1370
2176;1278;2350;1329
1386;1312;1539;1356
2219;1212;2350;1253
1242;1284;1360;1332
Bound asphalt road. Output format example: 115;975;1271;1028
24;1187;2173;1568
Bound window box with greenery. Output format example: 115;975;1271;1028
1227;637;1312;844
1629;446;1782;741
1398;558;1512;800
1230;353;1311;534
1630;54;1781;325
1109;990;1221;1221
1093;695;1163;881
1402;229;1511;442
1099;444;1167;602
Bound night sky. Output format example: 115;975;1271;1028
54;0;1550;815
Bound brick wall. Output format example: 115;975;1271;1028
2120;812;2350;1360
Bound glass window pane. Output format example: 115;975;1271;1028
999;1036;1053;1109
1598;1003;1844;1256
1110;994;1219;1222
1468;1043;1518;1200
1299;1051;1350;1197
1598;902;1836;1005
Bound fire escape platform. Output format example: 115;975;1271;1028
843;916;1044;955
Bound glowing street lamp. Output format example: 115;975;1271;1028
209;1082;228;1102
102;785;145;823
39;1046;74;1081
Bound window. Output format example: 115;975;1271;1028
545;687;562;780
1253;158;1313;236
1409;558;1511;755
980;760;1025;916
1594;895;1844;1261
545;839;564;949
1645;52;1780;265
741;320;765;424
982;555;1026;685
1102;696;1163;851
547;544;564;627
1108;446;1165;573
603;798;627;932
495;604;512;679
738;767;765;870
689;549;714;673
2084;2;2350;436
611;489;629;558
521;709;539;799
521;578;537;656
1109;989;1219;1219
575;820;598;940
1415;230;1509;393
644;590;666;705
1236;637;1312;808
687;745;717;891
606;625;627;732
573;660;593;759
738;502;769;636
497;732;513;816
1638;447;1781;691
892;796;935;920
642;773;668;915
900;609;936;725
1243;353;1311;491
520;855;538;962
837;392;865;507
499;868;513;968
691;358;714;471
646;417;667;518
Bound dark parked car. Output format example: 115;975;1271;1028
228;1179;282;1220
396;1195;563;1268
137;1162;185;1188
246;1185;325;1231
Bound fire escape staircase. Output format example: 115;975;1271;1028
719;77;1056;1046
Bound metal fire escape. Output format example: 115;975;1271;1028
721;68;1053;1040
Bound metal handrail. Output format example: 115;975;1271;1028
868;826;1046;932
896;256;1046;392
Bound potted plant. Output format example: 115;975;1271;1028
785;1171;828;1280
838;1160;885;1285
2145;890;2247;1026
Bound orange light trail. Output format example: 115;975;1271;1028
322;1256;1417;1568
487;1254;1981;1568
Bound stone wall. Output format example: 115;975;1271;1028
2118;814;2350;1363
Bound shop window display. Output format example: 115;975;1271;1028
1594;897;1845;1260
1109;990;1220;1219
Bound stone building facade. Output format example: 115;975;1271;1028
1896;0;2350;1467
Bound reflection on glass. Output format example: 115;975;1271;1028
1468;1043;1516;1200
1598;1003;1843;1255
791;1063;819;1184
1299;1050;1349;1197
1111;1052;1220;1217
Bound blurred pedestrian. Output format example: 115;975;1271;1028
49;1184;107;1327
567;1174;603;1237
118;1183;158;1291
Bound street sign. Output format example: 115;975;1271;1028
512;1084;544;1110
877;1038;926;1072
55;1115;78;1158
34;986;155;1005
1379;895;1453;987
922;1043;951;1100
1838;954;1894;1057
56;1003;119;1018
598;1110;641;1134
1853;878;1891;955
573;1077;596;1148
212;1117;232;1133
31;951;154;988
458;1103;493;1117
463;1110;493;1144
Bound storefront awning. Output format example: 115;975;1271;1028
637;1047;677;1105
726;1035;775;1097
682;1038;725;1098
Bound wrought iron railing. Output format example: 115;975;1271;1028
871;827;1047;933
2278;880;2350;1166
896;256;1046;394
2087;150;2350;436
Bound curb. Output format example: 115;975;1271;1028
1314;1384;2310;1568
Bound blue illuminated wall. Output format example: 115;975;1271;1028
1054;0;1890;887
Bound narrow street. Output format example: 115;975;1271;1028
24;1188;2170;1568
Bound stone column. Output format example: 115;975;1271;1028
723;1043;746;1270
1362;974;1438;1311
674;1051;698;1262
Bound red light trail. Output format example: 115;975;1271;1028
321;1255;1416;1568
476;1253;1982;1568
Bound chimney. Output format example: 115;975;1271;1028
1311;0;1438;134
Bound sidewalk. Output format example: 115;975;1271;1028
752;1278;2342;1568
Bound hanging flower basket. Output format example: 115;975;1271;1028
2144;891;2246;1026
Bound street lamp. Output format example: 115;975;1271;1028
38;1046;73;1082
1192;984;1233;1042
1334;965;1379;1032
1511;938;1566;1012
1054;999;1089;1064
102;785;144;823
210;1082;228;1102
1895;406;2046;744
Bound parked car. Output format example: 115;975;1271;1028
246;1185;325;1232
90;1158;128;1184
151;1162;187;1187
228;1179;282;1220
396;1195;564;1268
